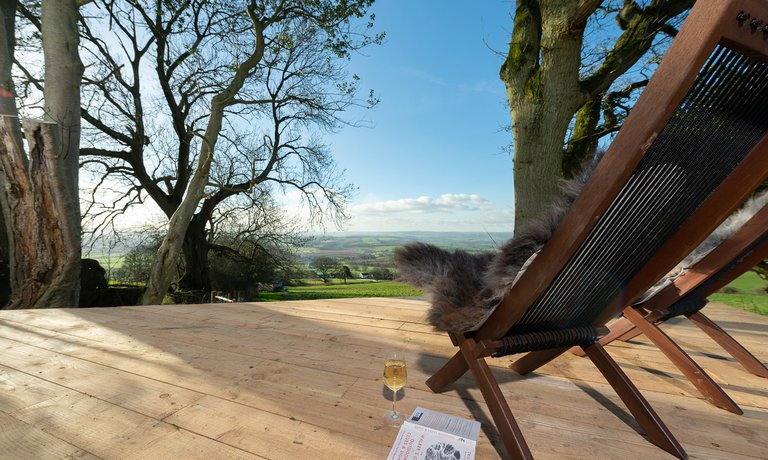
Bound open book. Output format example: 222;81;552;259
387;407;481;460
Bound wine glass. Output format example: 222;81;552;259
383;351;407;427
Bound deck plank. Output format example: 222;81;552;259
0;411;100;460
1;299;766;459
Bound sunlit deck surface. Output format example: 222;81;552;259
1;298;766;459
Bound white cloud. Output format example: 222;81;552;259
260;190;513;233
343;193;514;232
352;193;489;214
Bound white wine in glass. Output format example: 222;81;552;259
383;352;407;427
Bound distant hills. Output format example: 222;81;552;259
301;232;513;268
88;230;515;271
313;231;513;251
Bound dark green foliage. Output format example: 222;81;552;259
370;267;392;281
112;243;157;284
312;255;339;283
209;247;278;292
336;265;352;283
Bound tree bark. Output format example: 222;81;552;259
501;1;586;232
180;213;212;292
0;0;16;118
562;94;601;178
0;0;83;309
140;94;221;304
0;203;7;304
41;0;83;304
0;119;79;308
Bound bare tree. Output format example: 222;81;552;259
501;0;693;232
0;0;86;309
208;193;307;294
12;0;381;304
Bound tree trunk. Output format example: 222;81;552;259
509;99;578;231
141;99;219;304
0;119;80;309
501;2;586;233
41;0;83;304
0;2;11;305
0;1;16;117
562;95;601;178
179;213;212;292
0;0;82;309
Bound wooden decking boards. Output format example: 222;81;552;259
0;298;766;459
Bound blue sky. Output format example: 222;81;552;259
324;1;517;233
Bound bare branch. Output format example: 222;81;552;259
580;0;693;98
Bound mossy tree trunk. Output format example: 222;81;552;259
501;0;693;234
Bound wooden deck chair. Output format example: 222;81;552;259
425;1;768;458
568;196;768;414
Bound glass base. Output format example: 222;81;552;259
384;410;405;427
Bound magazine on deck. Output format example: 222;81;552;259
386;407;481;460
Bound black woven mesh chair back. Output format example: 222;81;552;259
510;44;768;335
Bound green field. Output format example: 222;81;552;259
711;271;768;315
75;231;768;317
256;272;768;317
722;270;764;292
257;280;424;301
710;293;768;315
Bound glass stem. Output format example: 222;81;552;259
392;388;397;417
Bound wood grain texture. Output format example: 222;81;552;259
0;299;766;459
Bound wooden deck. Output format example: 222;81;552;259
0;298;766;459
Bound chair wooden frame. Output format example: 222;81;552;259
425;1;768;458
570;198;768;414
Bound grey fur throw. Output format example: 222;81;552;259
395;161;768;334
394;161;595;333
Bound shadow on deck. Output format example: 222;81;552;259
0;298;766;459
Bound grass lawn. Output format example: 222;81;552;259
710;271;768;315
257;279;424;301
257;273;768;317
723;270;765;292
710;293;768;316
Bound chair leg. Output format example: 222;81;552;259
616;325;644;342
426;350;470;393
583;343;688;460
602;316;639;343
459;337;533;460
568;344;588;357
686;311;768;378
510;347;569;375
569;316;638;357
623;308;742;414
